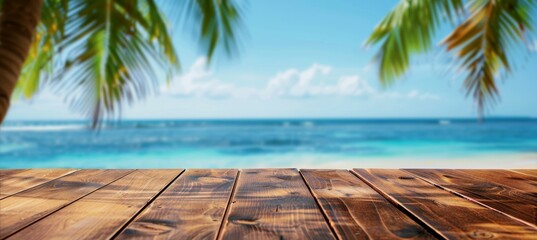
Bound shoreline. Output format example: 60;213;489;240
2;152;536;169
299;152;537;169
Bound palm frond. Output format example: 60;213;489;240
19;0;179;128
14;0;68;99
366;0;464;85
182;0;244;62
443;0;535;116
68;0;178;127
14;0;243;127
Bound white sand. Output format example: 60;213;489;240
293;152;537;169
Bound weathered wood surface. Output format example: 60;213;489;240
116;169;236;240
353;169;537;239
301;169;434;239
512;169;537;177
0;170;26;179
406;169;537;226
219;169;336;240
451;170;537;193
0;169;76;199
7;170;181;240
0;168;536;240
0;169;132;239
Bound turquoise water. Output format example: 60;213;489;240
1;119;536;168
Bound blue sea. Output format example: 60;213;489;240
1;118;536;169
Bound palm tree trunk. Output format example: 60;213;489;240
0;0;43;123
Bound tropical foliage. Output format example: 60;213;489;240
2;0;534;125
2;0;242;127
367;0;535;116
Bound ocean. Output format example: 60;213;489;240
1;118;536;169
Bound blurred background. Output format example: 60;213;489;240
1;0;536;168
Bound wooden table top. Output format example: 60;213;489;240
0;169;536;239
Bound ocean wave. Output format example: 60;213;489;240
438;120;451;125
302;121;315;127
0;143;35;153
1;124;87;132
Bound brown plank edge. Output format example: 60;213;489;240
301;169;435;239
0;169;133;239
406;169;537;227
116;169;236;240
353;169;537;239
7;169;182;240
0;170;27;180
511;169;537;177
218;169;336;240
0;169;77;199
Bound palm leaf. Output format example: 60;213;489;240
13;0;244;127
443;0;535;116
14;0;68;99
14;0;179;127
53;0;179;127
366;0;464;85
182;0;244;62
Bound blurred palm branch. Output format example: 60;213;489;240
8;0;243;127
366;0;535;117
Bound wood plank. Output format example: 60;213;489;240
7;169;181;240
116;169;237;240
406;169;537;226
0;169;132;239
301;169;435;239
0;169;77;199
0;170;27;179
353;169;537;239
512;169;537;178
219;169;336;240
443;170;537;194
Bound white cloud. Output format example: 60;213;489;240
407;90;440;100
161;57;257;98
265;63;376;97
161;57;439;101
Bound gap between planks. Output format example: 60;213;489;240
2;169;536;240
406;170;537;229
215;170;241;240
109;169;186;239
0;169;78;199
349;169;457;240
1;170;135;239
352;169;537;239
298;170;342;239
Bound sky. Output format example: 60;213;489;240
5;0;537;121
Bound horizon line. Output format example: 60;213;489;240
4;116;535;123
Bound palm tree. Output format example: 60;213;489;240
366;0;535;117
0;0;242;127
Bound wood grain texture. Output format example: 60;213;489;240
512;170;537;177
406;169;537;226
219;169;336;240
0;169;132;239
301;169;434;239
353;169;537;239
0;170;27;180
446;170;537;193
7;169;181;240
116;169;236;240
0;169;77;199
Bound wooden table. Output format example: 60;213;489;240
0;169;536;239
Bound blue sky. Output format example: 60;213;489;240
6;0;537;120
